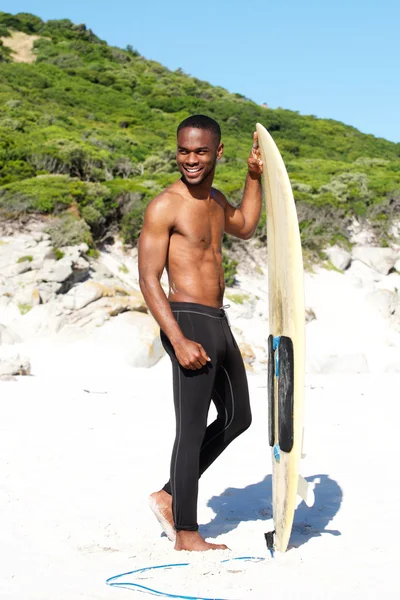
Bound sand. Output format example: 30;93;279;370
1;352;398;600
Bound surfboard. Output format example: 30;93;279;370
256;123;312;553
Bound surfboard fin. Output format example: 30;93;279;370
297;475;315;507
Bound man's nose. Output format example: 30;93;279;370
186;152;198;164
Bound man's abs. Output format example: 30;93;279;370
166;244;225;308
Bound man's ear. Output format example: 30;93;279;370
217;142;224;160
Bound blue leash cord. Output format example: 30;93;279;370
106;556;266;599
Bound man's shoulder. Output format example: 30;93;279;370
145;185;183;224
211;187;228;208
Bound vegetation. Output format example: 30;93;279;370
0;11;399;266
17;255;33;262
225;292;250;304
18;303;32;315
54;248;65;260
222;254;239;286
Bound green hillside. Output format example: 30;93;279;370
1;11;399;258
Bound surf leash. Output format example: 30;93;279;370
106;556;266;599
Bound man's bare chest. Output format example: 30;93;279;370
172;202;225;248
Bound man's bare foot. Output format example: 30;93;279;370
175;530;228;552
148;490;175;542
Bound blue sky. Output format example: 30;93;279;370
2;0;399;143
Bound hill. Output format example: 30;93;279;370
1;11;400;260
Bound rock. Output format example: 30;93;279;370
37;282;62;304
30;258;44;270
14;285;42;308
38;259;73;283
239;342;256;371
305;308;316;323
13;269;40;286
3;261;32;277
352;247;397;275
395;258;400;273
324;246;351;271
346;259;382;285
35;240;52;252
66;292;147;329
0;355;31;376
73;256;90;271
62;281;104;310
0;324;21;345
348;219;376;245
32;288;41;306
62;282;146;315
92;311;164;368
7;304;65;340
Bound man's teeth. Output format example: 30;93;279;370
186;167;201;172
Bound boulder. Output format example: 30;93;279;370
38;259;73;283
62;281;104;310
352;247;397;275
92;311;164;368
14;285;42;308
58;243;88;263
7;304;65;340
66;292;147;331
0;355;31;376
239;341;256;371
3;261;32;277
324;246;351;271
37;281;62;304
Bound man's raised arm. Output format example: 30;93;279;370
223;132;263;240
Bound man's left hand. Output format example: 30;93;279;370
248;132;263;179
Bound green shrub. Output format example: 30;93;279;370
17;255;33;262
45;214;92;247
18;303;32;315
222;253;238;287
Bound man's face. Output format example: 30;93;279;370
176;127;223;186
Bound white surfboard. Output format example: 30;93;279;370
256;122;310;552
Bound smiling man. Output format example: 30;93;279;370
138;114;263;551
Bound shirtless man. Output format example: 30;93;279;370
138;114;263;551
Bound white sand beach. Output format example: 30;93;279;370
1;362;399;599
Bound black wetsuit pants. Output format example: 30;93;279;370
161;302;252;532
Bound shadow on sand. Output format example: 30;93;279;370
200;474;342;549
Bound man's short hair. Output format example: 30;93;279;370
177;114;221;144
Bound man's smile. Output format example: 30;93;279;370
183;166;203;176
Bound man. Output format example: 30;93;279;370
138;114;263;551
